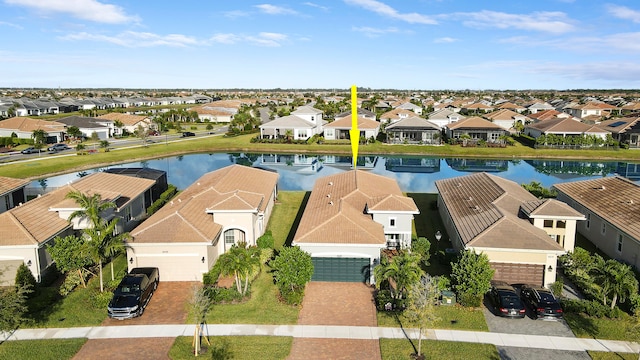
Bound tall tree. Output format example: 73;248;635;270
216;243;260;296
48;235;93;288
405;275;441;358
66;190;115;228
374;250;424;300
595;259;639;309
31;129;47;149
450;250;494;307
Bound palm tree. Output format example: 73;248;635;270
113;120;124;137
66;190;115;228
216;243;260;296
81;217;127;292
32;129;47;149
374;250;424;300
595;259;639;309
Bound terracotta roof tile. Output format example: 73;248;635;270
0;176;29;197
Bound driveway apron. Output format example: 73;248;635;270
288;282;380;360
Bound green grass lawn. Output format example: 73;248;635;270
0;338;87;360
377;305;488;331
588;351;638;360
204;269;299;325
380;338;499;360
564;312;640;342
169;336;292;360
24;255;127;328
268;191;308;249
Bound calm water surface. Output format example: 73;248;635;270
29;153;640;193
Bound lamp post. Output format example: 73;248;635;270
435;230;442;253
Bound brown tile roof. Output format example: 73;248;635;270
597;117;640;133
385;116;439;130
293;170;418;245
497;102;525;111
446;116;504;130
0;176;29;197
97;113;149;126
520;199;585;218
327;116;380;130
435;173;564;251
0;117;66;133
130;165;278;244
527;118;602;133
380;108;415;121
463;102;492;110
553;177;640;241
529;110;562;121
0;172;154;246
484;109;521;121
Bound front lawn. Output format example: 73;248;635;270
169;336;292;360
377;305;488;331
380;338;499;360
588;351;638;360
0;339;87;360
564;312;640;342
24;255;128;328
204;268;299;325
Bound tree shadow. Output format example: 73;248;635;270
284;191;310;247
392;311;419;355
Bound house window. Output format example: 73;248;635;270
586;213;590;229
544;220;553;228
557;220;566;229
224;230;235;244
617;235;623;253
601;223;606;235
389;218;396;228
124;207;132;222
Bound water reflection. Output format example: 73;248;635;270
28;152;640;194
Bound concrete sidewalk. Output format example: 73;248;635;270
4;324;640;354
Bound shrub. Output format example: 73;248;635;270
92;290;114;309
457;291;482;307
278;286;305;305
561;298;624;319
256;230;274;249
59;272;84;296
205;286;244;304
203;262;222;286
147;184;178;215
15;263;37;297
550;279;564;298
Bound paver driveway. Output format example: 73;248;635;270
288;282;381;360
76;282;196;360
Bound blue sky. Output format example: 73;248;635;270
2;0;640;90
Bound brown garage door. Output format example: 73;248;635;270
491;262;544;286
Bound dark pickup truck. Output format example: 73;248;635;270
107;267;159;320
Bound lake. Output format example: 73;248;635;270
29;152;640;194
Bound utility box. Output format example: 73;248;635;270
441;290;456;306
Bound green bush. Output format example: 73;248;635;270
15;263;37;296
458;291;482;307
147;184;177;215
278;286;305;305
550;279;564;298
59;271;86;296
92;290;114;309
256;231;274;249
561;298;623;319
205;286;244;304
203;262;221;285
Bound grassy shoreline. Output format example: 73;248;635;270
1;133;639;180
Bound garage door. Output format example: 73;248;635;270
312;257;370;282
135;255;202;282
491;262;544;286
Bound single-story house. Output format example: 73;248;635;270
0;117;66;143
97;113;153;136
0;172;160;285
259;105;325;140
379;108;416;124
597;117;640;148
394;102;423;115
127;165;278;282
292;170;419;283
324;115;380;141
0;176;29;214
444;116;508;144
385;116;441;145
56;116;113;140
525;117;610;141
553;177;640;270
483;109;531;131
436;172;585;287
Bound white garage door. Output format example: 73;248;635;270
136;255;203;282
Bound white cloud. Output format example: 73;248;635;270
59;31;199;47
535;61;640;82
4;0;139;24
210;32;288;47
344;0;437;25
255;4;298;15
452;10;575;34
0;20;23;29
352;26;399;37
606;4;640;23
500;32;640;53
434;37;457;43
223;10;250;19
303;2;329;11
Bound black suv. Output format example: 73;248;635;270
519;284;563;319
181;131;195;137
487;281;526;318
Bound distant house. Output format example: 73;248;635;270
597;117;640;148
259;105;325;140
461;102;494;114
324;115;379;141
497;102;526;113
0;172;161;285
436;172;585;287
483;109;530;131
56;116;113;140
562;102;612;120
527;102;555;114
97;113;153;135
128;165;278;281
334;108;376;121
385;116;441;145
394;102;423;115
191;100;243;123
525;118;610;141
427;109;466;129
379;108;416;124
292;170;419;283
0;117;66;143
444;116;507;144
0;176;29;214
554;177;640;270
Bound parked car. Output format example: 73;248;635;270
47;143;71;152
21;147;41;154
147;130;160;136
519;284;563;319
181;131;195;137
107;267;159;320
487;281;526;318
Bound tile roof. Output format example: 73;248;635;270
385;116;440;130
260;115;316;129
435;173;565;251
0;176;29;197
380;108;415;121
520;199;585;218
130;165;278;244
526;118;607;134
292;105;322;115
326;115;380;130
97;113;149;126
293;170;418;245
484;109;523;121
445;116;504;130
0;172;154;246
553;177;640;241
0;117;66;133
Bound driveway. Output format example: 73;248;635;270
75;282;196;360
288;282;380;360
